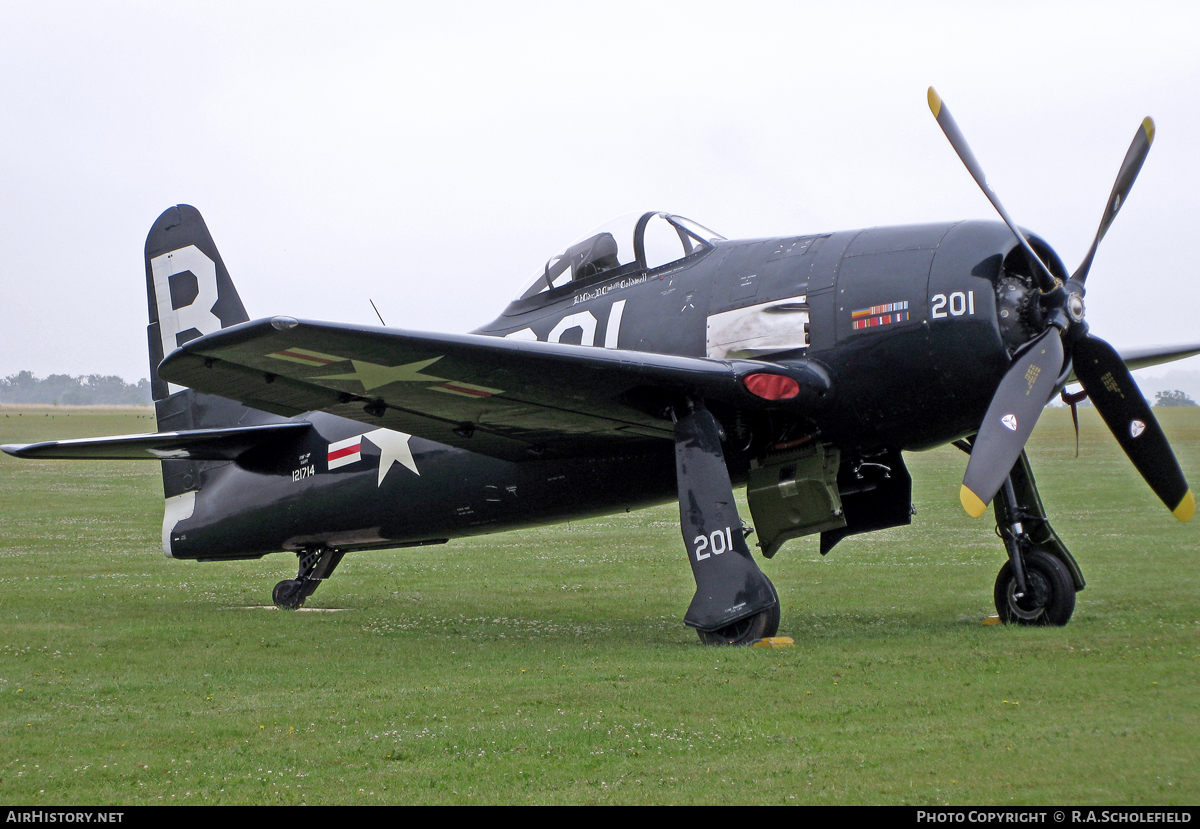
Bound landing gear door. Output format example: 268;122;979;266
746;443;845;558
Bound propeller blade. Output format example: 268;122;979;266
1072;118;1155;285
961;328;1066;517
927;87;1059;293
1072;335;1194;520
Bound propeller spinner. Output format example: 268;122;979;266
927;88;1194;523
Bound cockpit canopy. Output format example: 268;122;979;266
516;212;724;301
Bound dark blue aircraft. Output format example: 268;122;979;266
6;91;1196;643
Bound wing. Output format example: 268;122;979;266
2;422;311;460
157;317;830;462
1060;341;1200;385
1115;342;1200;373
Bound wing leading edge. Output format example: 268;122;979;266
1058;342;1200;387
157;317;831;462
1114;342;1200;373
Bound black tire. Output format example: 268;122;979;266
697;602;781;645
272;579;305;609
993;549;1075;626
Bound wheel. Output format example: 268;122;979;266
272;579;305;609
697;602;780;645
993;549;1075;626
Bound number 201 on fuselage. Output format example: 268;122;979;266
931;290;976;318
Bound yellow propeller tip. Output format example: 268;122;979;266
1172;489;1195;522
1142;116;1156;144
960;485;988;518
927;87;942;117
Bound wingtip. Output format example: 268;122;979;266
927;87;942;117
960;485;988;518
1172;489;1195;522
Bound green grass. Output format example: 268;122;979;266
0;405;1197;804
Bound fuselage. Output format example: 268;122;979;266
168;218;1063;560
168;409;678;560
480;218;1059;452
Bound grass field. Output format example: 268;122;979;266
0;405;1197;805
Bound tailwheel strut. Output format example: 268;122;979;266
273;546;345;609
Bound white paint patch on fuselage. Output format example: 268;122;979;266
705;295;809;360
161;490;196;557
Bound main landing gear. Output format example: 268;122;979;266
697;602;781;646
674;403;780;645
957;443;1085;626
994;549;1075;625
272;546;345;609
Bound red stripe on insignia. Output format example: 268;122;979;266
280;350;337;365
441;383;493;397
327;442;361;461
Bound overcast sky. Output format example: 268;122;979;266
2;1;1198;389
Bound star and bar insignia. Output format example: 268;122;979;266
327;428;419;486
266;349;503;397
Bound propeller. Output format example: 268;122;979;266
1071;117;1155;286
927;88;1194;523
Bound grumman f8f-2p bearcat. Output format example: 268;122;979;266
6;89;1197;644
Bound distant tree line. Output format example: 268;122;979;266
0;371;152;405
0;370;1195;410
1059;389;1197;409
1154;389;1198;407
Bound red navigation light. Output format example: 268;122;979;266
742;373;799;400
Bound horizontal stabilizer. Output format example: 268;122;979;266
1;422;310;460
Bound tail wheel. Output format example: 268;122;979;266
272;579;305;610
993;549;1075;626
697;601;780;645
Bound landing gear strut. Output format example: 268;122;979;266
273;546;345;609
674;402;780;645
955;443;1085;626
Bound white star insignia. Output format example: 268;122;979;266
315;357;445;391
362;428;419;486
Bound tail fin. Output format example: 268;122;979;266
144;206;279;506
145;205;248;400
